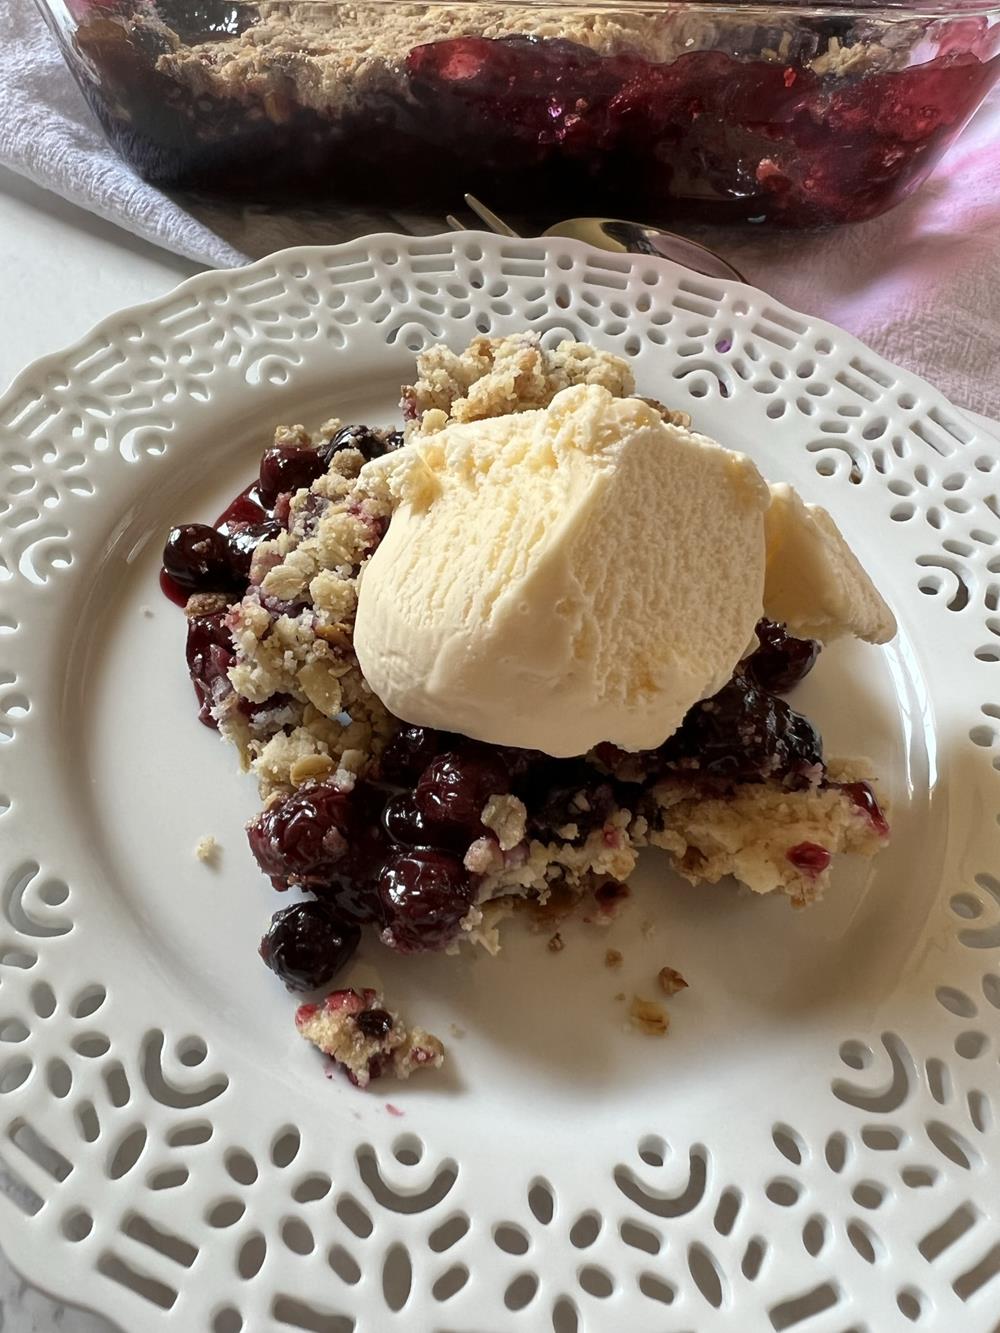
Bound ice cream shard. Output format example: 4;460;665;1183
354;384;771;757
763;483;896;643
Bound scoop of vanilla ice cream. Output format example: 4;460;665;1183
354;385;771;757
763;484;896;643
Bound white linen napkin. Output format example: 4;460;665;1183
0;0;439;266
1;0;246;267
3;0;1000;417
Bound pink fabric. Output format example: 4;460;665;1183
701;84;1000;417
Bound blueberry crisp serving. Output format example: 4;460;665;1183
162;333;894;1088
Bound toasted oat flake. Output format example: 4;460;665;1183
629;995;670;1036
289;753;336;786
605;948;623;968
548;932;565;953
658;966;689;996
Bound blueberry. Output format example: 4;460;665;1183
259;901;360;991
415;752;509;835
377;849;476;953
257;445;326;508
380;725;446;783
319;424;396;465
163;523;235;594
659;675;823;787
744;619;820;693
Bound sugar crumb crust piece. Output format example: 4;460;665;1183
295;987;444;1088
194;835;219;864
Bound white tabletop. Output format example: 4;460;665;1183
2;163;999;1333
0;167;196;1333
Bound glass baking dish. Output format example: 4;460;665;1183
37;0;1000;227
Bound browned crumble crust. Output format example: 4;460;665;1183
129;5;905;130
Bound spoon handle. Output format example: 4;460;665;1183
463;194;522;238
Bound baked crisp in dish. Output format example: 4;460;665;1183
163;332;893;1085
70;1;1000;225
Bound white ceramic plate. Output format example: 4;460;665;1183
2;234;999;1333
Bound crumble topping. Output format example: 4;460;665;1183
135;4;904;129
647;759;884;907
402;332;635;428
480;794;528;852
295;987;444;1087
213;428;398;795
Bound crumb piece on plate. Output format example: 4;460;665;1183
629;995;670;1035
658;966;688;996
548;932;565;953
605;948;623;968
449;1023;465;1039
141;605;154;618
194;835;218;864
295;988;444;1088
640;919;657;938
614;991;626;1002
385;1103;404;1117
